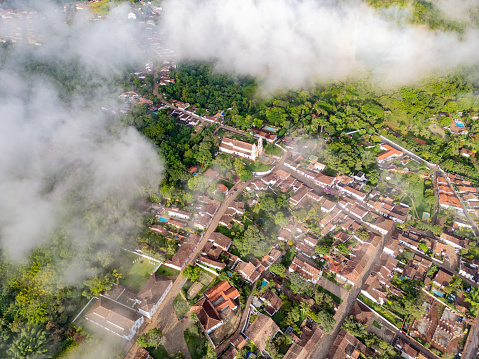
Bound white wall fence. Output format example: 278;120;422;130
252;166;275;177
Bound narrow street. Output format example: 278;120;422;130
308;234;388;359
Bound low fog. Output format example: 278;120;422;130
161;0;479;91
0;5;163;262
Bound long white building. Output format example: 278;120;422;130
219;136;263;161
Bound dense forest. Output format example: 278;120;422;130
161;62;479;184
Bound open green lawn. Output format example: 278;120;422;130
246;161;272;173
120;258;157;291
156;265;180;277
265;143;282;157
401;179;432;220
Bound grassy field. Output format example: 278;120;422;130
120;259;157;291
246;161;272;172
156;265;180;277
401;179;431;219
265;143;282;157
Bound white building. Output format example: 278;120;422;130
219;137;263;161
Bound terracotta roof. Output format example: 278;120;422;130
136;274;172;313
203;168;219;181
289;255;321;281
165;240;196;270
198;256;226;270
244;313;279;352
231;333;247;349
341;186;367;199
314;173;336;186
260;289;282;315
440;194;461;208
283;325;322;359
149;225;168;236
221;137;255;152
376;148;402;161
397;338;419;358
221;346;238;359
326;329;362;359
236;261;260;283
433;269;453;287
85;297;142;338
193;297;222;331
440;232;468;248
205;281;239;304
209;232;232;250
350;301;373;325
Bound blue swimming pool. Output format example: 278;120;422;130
260;279;268;289
455;120;465;127
423;213;430;218
432;290;443;297
265;126;278;132
158;217;169;223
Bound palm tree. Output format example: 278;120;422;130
8;326;50;359
465;287;479;317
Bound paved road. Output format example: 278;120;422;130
125;179;250;359
307;234;388;359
